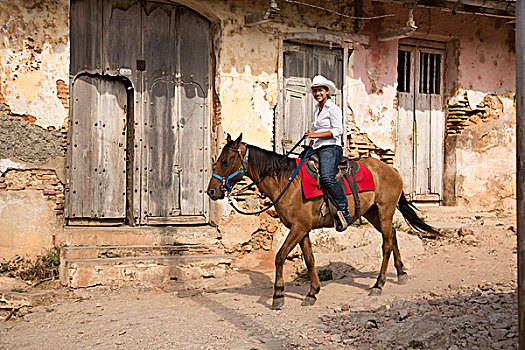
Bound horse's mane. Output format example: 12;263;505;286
244;144;297;185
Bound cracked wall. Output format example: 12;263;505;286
348;2;515;209
0;0;69;260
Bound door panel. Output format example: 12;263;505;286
178;6;209;217
146;81;179;217
68;76;127;219
102;0;142;76
70;0;103;76
396;44;444;201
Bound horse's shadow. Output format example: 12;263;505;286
212;261;401;310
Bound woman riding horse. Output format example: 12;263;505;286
306;75;351;231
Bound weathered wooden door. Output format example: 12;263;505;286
277;42;343;153
67;0;210;225
143;4;210;224
68;76;128;221
396;43;444;202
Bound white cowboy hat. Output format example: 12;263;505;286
310;75;336;95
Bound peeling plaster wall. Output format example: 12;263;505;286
452;95;516;210
348;40;398;151
0;0;70;128
351;2;515;210
0;0;69;260
218;26;279;147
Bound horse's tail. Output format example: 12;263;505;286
397;192;441;237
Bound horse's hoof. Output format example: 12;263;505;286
272;296;284;310
301;295;317;306
369;287;382;296
398;273;408;284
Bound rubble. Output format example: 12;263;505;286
318;282;517;349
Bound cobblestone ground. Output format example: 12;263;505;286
0;209;518;349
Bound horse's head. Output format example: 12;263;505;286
207;133;247;200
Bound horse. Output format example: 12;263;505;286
207;134;439;309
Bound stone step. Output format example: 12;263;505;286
61;244;223;261
61;254;235;288
56;225;220;247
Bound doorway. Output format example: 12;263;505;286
67;0;211;225
396;41;445;202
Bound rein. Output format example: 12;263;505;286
213;135;311;215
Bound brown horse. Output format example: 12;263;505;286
207;134;438;309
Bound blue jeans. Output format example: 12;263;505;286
316;145;351;223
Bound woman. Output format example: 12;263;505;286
305;75;351;231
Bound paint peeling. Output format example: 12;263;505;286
0;158;25;174
0;0;69;129
219;67;277;148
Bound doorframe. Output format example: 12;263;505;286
276;32;357;155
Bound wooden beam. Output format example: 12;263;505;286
372;0;515;18
517;0;525;348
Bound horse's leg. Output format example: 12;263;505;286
273;226;308;310
391;227;408;284
363;203;398;296
298;234;320;306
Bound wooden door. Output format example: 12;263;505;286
396;44;444;202
68;0;210;225
67;76;128;221
277;42;343;153
142;4;209;224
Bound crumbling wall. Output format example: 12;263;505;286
446;93;515;210
0;169;63;259
349;2;516;210
0;0;69;260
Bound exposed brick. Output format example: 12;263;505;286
31;170;56;175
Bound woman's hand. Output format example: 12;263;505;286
305;130;333;139
305;130;316;138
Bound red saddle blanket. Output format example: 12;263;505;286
295;159;376;199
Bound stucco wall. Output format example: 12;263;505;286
0;0;68;259
350;2;515;210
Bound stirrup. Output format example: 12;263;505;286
336;211;348;232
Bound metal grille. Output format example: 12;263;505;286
419;52;441;94
397;50;411;93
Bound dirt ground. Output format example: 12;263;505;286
0;207;518;349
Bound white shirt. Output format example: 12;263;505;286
311;98;343;149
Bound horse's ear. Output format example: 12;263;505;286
234;133;243;145
226;133;232;143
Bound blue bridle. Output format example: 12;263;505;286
211;147;249;192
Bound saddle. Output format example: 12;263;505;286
304;153;363;230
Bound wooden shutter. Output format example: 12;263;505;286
278;42;344;153
396;47;416;197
